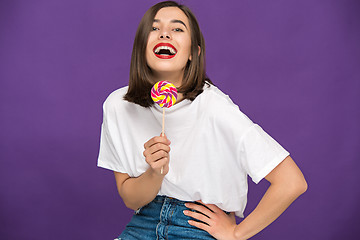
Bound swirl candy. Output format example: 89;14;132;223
151;81;178;108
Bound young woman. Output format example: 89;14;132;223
97;1;307;239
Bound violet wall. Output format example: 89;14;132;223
1;0;359;239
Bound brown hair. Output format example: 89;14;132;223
124;1;212;107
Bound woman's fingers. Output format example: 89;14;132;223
184;201;237;239
143;143;170;167
145;149;168;164
150;157;169;170
143;135;171;174
184;209;211;223
185;202;215;219
196;200;221;214
187;219;211;233
143;142;170;157
143;136;170;149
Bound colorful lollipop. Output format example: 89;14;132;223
151;80;178;174
151;81;178;108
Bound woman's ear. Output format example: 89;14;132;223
189;45;201;61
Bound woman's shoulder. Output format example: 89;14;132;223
103;86;129;111
202;82;237;108
202;82;253;126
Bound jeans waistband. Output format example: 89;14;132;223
153;195;232;215
153;195;192;206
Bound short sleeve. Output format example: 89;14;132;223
239;124;290;184
97;99;126;173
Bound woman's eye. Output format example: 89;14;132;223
173;28;184;32
152;27;159;31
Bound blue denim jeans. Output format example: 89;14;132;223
115;195;216;240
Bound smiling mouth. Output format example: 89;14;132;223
153;43;177;59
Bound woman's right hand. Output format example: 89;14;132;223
143;134;171;176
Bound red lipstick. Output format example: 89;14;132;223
153;43;177;59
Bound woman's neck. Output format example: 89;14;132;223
152;71;183;88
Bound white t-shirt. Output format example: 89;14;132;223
97;82;289;217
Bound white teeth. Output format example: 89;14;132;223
154;46;176;54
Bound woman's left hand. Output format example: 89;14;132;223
184;200;238;240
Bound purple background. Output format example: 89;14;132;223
1;0;359;239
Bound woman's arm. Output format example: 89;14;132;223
114;135;171;210
233;155;308;239
184;156;307;240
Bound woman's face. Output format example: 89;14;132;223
146;7;192;83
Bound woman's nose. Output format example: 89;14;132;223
159;31;171;40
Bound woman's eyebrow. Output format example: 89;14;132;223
171;19;188;29
153;19;188;29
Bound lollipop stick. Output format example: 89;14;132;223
162;108;165;136
161;107;165;174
